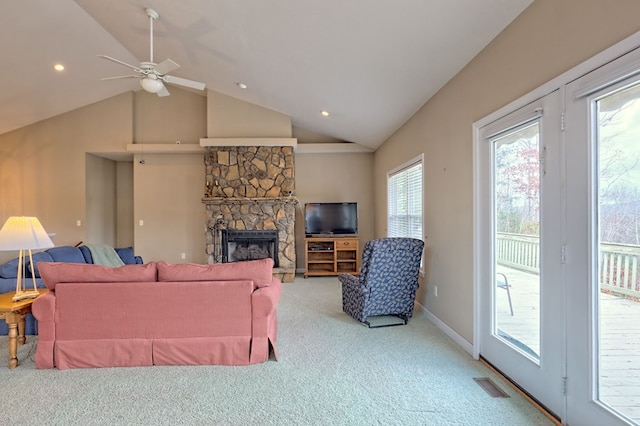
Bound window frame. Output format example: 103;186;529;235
387;154;424;271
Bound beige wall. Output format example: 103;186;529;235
134;88;207;144
85;154;117;246
374;0;640;342
133;153;205;263
116;161;134;248
131;89;208;263
207;90;292;138
0;92;133;261
294;152;374;266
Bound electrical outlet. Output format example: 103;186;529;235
139;220;144;226
76;220;81;227
181;253;186;260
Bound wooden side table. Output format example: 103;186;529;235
0;289;46;368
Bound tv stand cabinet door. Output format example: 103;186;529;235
335;238;359;275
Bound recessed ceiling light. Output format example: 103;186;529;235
53;64;65;72
321;110;330;117
237;82;248;89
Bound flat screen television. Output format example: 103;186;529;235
305;202;358;236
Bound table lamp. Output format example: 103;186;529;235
0;217;54;302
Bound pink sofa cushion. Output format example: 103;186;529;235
156;258;274;288
37;261;158;290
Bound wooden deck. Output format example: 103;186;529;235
495;266;640;423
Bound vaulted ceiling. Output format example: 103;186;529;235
1;0;533;149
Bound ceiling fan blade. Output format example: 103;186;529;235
97;55;142;72
155;58;180;75
157;84;170;97
163;75;206;91
101;75;139;81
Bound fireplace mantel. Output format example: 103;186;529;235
200;138;297;148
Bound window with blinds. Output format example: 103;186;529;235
387;157;423;240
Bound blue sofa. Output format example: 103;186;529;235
0;245;143;335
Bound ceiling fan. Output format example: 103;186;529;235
98;8;206;97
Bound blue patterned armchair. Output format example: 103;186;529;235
339;238;424;327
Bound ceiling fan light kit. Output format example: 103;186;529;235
140;75;163;93
98;7;205;97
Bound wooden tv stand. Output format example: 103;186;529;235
304;237;360;278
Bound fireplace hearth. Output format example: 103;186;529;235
222;229;279;267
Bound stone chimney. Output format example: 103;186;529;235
202;144;297;282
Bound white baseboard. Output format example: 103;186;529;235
416;302;474;357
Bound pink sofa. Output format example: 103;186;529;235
32;258;281;370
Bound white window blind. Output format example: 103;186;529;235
387;159;423;240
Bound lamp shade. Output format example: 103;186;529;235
0;216;55;251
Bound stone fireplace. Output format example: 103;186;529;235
202;145;297;282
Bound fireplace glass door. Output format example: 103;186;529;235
222;230;279;267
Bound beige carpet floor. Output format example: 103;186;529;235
0;276;553;425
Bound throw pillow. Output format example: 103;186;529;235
114;247;135;264
78;246;93;263
46;246;86;264
0;258;20;278
25;251;55;278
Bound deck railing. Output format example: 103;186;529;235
496;233;540;274
497;233;640;298
600;243;640;298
